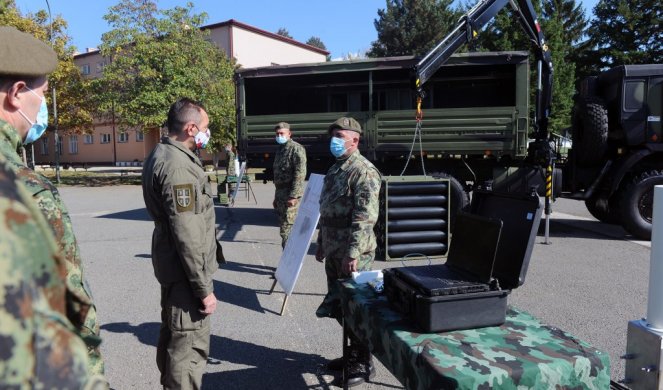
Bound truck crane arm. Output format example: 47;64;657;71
411;0;553;142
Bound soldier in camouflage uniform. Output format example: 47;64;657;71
315;117;381;387
0;26;107;388
272;122;306;248
0;27;104;376
225;143;237;176
142;98;219;390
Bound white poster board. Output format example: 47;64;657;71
229;161;247;206
274;174;324;296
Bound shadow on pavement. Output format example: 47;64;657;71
96;208;152;221
101;321;160;347
216;206;277;242
222;261;275;277
538;218;628;241
214;279;264;314
204;336;331;390
101;322;335;389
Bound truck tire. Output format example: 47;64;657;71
572;97;608;166
585;194;621;225
619;170;663;240
430;172;470;229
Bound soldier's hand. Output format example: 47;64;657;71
200;292;217;315
286;197;298;207
315;245;324;262
342;257;358;274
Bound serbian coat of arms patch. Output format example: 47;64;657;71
173;184;194;212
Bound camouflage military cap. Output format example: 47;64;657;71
0;27;57;77
274;122;290;131
328;117;362;134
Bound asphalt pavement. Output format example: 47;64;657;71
60;182;652;389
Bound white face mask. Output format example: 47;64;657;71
194;126;211;149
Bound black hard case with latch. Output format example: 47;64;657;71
383;190;542;333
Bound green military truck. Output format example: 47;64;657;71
235;53;662;240
568;64;663;240
235;51;532;210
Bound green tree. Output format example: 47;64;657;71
306;36;327;50
0;1;95;133
93;0;236;151
276;27;293;39
306;36;331;61
368;0;462;57
582;0;662;70
476;0;586;136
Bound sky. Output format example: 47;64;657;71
17;0;600;59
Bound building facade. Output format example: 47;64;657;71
34;19;328;166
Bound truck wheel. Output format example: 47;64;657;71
585;194;621;225
572;97;608;166
619;170;663;240
431;172;470;229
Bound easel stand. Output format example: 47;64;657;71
269;278;289;316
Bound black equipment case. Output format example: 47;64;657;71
383;190;542;333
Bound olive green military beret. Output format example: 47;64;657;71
274;121;290;131
328;117;362;134
0;27;57;77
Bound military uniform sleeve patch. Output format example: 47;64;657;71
173;184;195;213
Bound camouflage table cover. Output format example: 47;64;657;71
341;281;610;390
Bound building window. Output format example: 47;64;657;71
80;64;90;75
136;131;144;142
40;138;48;155
83;134;94;144
118;132;129;143
96;60;107;73
56;137;63;156
69;135;78;154
101;133;111;144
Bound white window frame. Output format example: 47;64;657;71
101;133;111;144
83;134;94;144
118;132;129;143
136;131;144;142
80;64;90;75
69;135;78;154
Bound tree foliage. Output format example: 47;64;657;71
306;36;327;50
475;0;587;136
276;27;293;39
368;0;462;57
580;0;662;72
0;0;95;134
93;0;236;151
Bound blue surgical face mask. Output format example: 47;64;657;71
330;136;347;158
18;87;49;144
276;135;288;145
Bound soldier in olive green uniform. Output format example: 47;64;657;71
315;117;381;387
0;26;106;389
142;98;219;390
272;122;307;248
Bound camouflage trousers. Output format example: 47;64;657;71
67;270;104;375
315;251;374;323
274;193;300;248
82;305;104;375
158;281;211;390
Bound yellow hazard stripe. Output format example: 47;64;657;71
546;165;552;197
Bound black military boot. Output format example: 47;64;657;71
343;344;375;387
344;357;376;387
